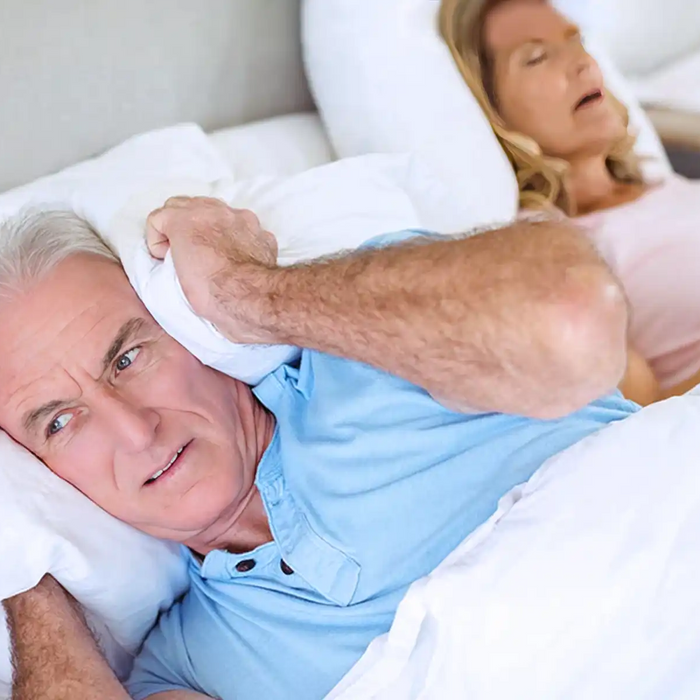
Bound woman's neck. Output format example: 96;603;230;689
566;155;619;215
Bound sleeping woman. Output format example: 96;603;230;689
440;0;700;406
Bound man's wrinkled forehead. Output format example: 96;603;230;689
0;254;155;431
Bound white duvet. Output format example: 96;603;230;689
329;394;700;700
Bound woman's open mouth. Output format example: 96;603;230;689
574;89;604;111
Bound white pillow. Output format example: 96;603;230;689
0;123;231;220
0;432;189;691
303;0;672;226
209;112;335;180
77;146;447;384
303;0;519;227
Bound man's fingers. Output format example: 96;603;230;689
145;208;171;260
145;196;255;262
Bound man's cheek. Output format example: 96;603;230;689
52;458;109;500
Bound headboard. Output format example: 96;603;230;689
0;0;313;192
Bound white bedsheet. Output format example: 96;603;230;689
329;395;700;700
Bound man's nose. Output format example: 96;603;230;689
94;387;160;453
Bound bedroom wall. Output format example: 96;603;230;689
0;0;312;191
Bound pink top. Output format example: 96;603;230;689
577;175;700;390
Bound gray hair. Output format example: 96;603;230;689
0;209;120;299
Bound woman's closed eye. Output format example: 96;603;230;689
525;47;548;66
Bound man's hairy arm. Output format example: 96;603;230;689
3;576;131;699
3;578;213;700
245;223;628;417
148;200;628;418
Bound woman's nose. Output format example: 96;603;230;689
569;43;596;78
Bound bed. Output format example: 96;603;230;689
4;3;700;700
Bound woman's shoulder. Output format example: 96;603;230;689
579;175;691;222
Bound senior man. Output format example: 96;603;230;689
0;199;634;700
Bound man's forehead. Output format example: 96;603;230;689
0;255;151;424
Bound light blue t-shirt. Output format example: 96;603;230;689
127;233;639;700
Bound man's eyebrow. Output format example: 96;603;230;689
101;317;147;375
23;399;73;436
20;318;149;437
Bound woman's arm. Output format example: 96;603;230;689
619;345;661;406
616;346;700;406
3;576;131;700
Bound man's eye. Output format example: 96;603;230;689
115;347;141;373
48;413;72;436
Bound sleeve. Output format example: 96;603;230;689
125;601;205;700
359;228;440;249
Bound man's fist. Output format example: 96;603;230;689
146;196;278;342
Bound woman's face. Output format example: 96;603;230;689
482;0;626;160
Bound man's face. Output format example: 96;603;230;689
0;254;261;545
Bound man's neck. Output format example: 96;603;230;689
188;400;277;558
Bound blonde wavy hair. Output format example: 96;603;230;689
439;0;645;215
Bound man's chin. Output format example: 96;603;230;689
123;502;238;546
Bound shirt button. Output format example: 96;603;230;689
280;560;294;575
235;559;256;573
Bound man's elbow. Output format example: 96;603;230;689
540;266;629;418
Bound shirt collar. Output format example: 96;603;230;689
188;427;360;606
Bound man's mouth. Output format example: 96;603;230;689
145;442;190;485
574;89;604;111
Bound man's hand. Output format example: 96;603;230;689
146;196;278;342
145;196;628;418
4;576;130;699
